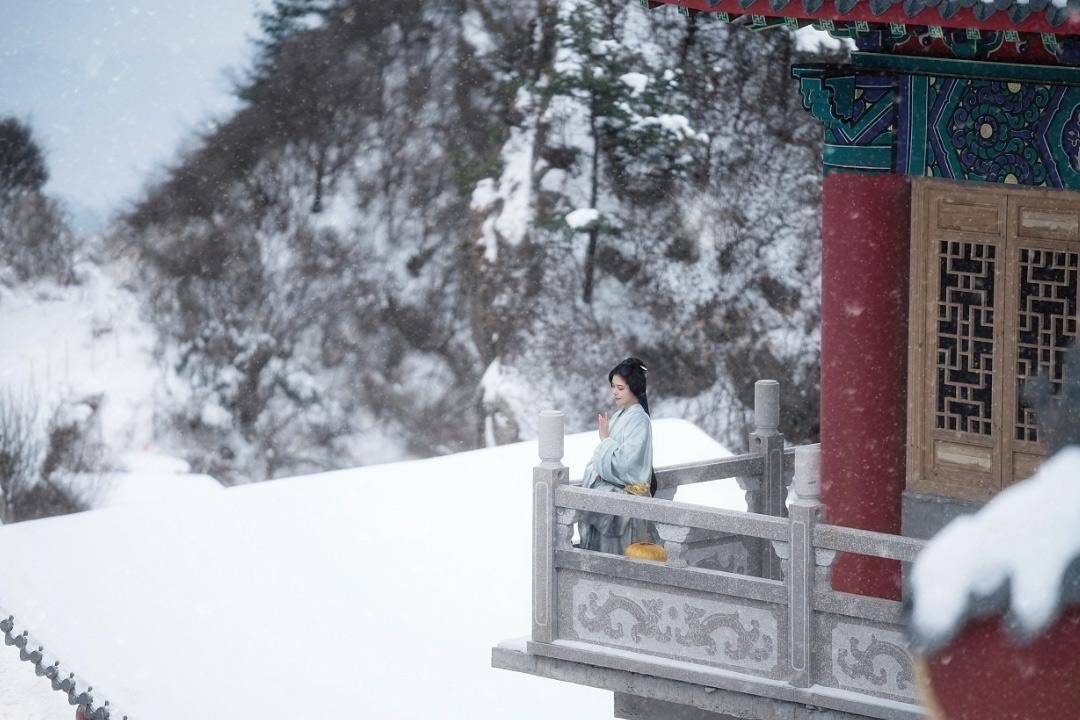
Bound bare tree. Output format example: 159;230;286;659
0;117;48;201
0;389;43;523
0;117;78;285
0;390;97;523
0;192;77;284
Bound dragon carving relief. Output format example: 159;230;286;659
836;633;915;693
577;591;672;643
575;589;774;664
676;605;774;661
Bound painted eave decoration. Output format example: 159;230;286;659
639;0;1080;38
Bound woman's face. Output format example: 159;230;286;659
610;374;637;408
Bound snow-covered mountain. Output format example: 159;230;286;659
108;0;840;483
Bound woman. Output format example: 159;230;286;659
578;357;655;554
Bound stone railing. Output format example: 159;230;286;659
530;409;927;720
650;380;793;578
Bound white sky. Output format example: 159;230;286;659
0;0;267;229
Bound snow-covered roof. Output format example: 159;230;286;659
0;419;741;720
909;445;1080;653
93;453;222;510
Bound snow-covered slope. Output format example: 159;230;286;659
0;264;163;454
0;419;739;720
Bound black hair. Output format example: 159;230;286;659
608;357;650;416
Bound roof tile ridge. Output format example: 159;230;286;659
1;606;125;720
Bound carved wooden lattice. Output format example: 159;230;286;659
936;240;996;435
909;181;1080;501
1015;249;1080;442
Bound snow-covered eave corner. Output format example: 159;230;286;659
0;611;118;719
908;445;1080;655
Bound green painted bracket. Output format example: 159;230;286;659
793;65;896;174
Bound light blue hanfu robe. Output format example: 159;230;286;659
578;403;654;554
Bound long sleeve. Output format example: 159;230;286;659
577;404;655;553
590;407;653;488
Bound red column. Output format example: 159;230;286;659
820;172;911;599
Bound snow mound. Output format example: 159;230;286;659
910;446;1080;651
0;419;736;720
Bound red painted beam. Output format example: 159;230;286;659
819;172;910;600
643;0;1080;36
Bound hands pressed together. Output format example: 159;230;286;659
597;411;648;496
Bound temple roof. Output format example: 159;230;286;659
643;0;1080;32
0;421;734;720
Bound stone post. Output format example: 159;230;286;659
746;380;786;579
533;410;568;643
787;443;822;689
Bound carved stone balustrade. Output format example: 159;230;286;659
655;523;750;574
494;390;929;720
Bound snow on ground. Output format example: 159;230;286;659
0;419;740;720
0;266;224;514
0;264;164;454
910;445;1080;650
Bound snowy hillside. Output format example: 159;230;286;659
115;0;833;483
0;419;741;720
0;263;161;454
0;262;235;519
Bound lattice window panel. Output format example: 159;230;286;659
1015;249;1080;442
935;240;996;435
912;182;1080;500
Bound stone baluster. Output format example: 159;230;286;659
787;443;823;688
814;547;837;591
556;507;581;552
654;523;692;567
533;410;568;644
